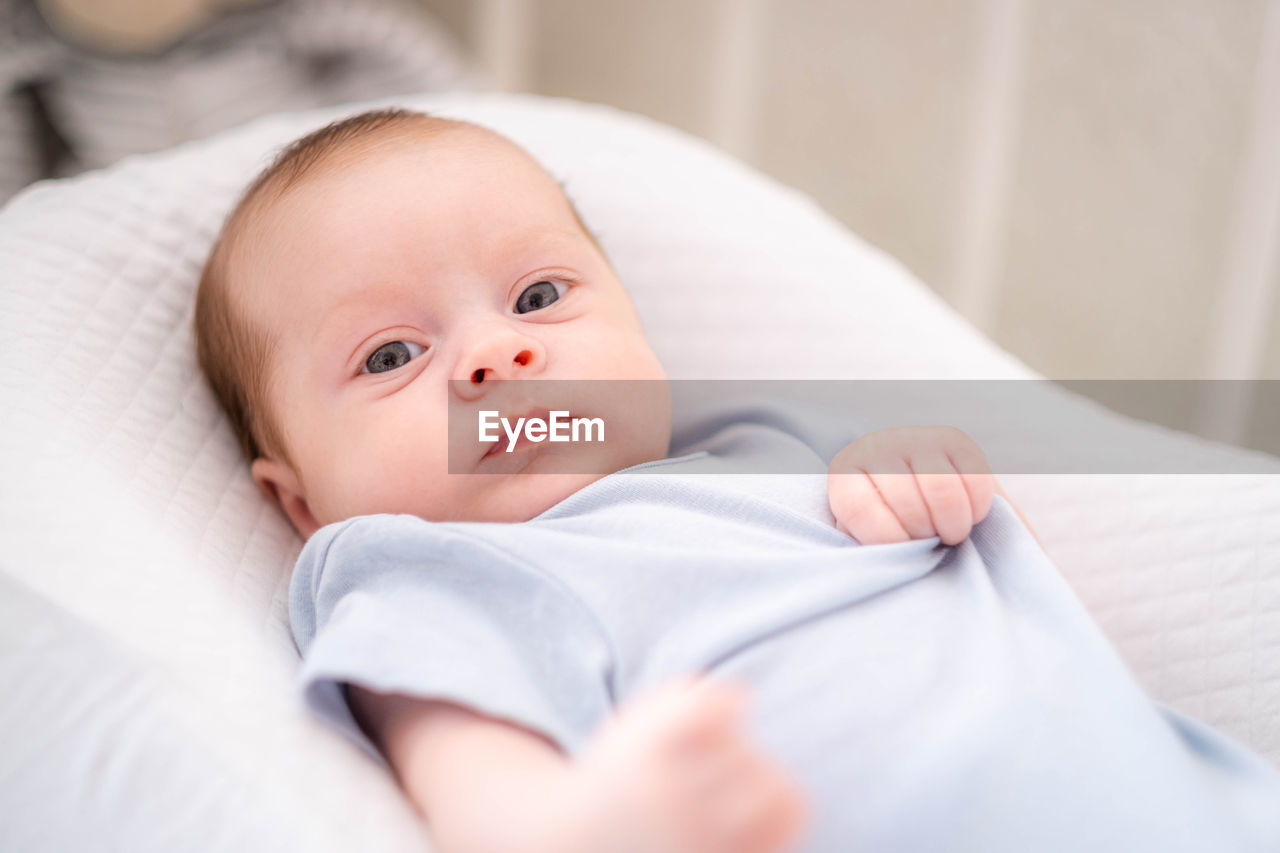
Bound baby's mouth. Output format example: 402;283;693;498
479;408;554;464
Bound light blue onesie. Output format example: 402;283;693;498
290;418;1280;852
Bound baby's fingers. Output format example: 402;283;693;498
828;470;910;545
909;450;973;545
943;439;995;523
649;680;749;755
708;760;807;853
865;462;934;540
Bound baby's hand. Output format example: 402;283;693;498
569;678;807;853
827;426;995;546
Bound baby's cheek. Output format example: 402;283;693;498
567;322;658;378
308;436;418;521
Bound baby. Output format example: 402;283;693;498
196;109;1280;853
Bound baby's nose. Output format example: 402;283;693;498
451;328;546;392
468;348;536;385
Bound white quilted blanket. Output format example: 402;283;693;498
1;93;1277;852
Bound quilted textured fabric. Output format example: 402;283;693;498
0;93;1277;850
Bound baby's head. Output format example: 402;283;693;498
196;108;671;538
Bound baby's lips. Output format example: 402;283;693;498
475;407;559;465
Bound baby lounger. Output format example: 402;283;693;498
1;92;1278;852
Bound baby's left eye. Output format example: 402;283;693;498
363;340;426;374
514;280;567;314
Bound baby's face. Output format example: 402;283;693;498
242;128;671;536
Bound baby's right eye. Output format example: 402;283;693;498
363;340;426;374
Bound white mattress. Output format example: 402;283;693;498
1;92;1277;851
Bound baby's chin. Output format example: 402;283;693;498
468;438;673;522
462;428;671;522
471;470;610;522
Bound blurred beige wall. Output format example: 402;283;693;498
422;0;1280;451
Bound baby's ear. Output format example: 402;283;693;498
251;457;320;539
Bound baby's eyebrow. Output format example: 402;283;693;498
316;283;417;354
314;227;588;356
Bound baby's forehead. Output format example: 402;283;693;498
265;127;570;231
302;124;536;189
249;128;587;255
229;126;587;309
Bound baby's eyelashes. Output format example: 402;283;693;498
355;278;568;376
364;340;427;374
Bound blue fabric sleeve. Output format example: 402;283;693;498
288;514;617;763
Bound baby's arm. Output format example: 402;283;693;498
828;426;1041;546
349;679;807;853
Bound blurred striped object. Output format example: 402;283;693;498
0;0;482;203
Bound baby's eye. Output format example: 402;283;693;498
514;280;567;314
363;340;426;374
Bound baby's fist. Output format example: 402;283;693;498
575;679;807;853
828;426;994;546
